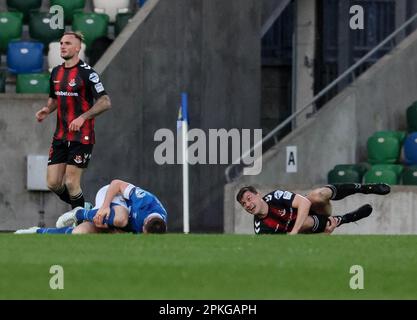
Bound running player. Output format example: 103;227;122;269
236;183;391;234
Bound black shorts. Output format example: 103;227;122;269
48;140;93;168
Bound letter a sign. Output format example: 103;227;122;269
286;146;297;173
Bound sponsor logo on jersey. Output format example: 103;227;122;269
55;91;79;97
283;191;293;200
89;72;100;83
274;190;284;200
94;82;104;93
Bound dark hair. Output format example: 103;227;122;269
236;186;258;202
144;216;167;234
63;31;85;42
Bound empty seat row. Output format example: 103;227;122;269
367;130;417;165
0;10;133;54
328;163;417;185
5;40;87;74
5;0;135;23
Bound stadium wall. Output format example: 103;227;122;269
0;95;69;230
86;0;261;232
224;28;417;234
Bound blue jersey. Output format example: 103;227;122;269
121;185;168;233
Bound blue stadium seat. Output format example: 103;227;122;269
7;41;44;74
403;132;417;165
137;0;148;7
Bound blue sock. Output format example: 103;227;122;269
76;208;97;222
75;208;116;226
36;227;74;234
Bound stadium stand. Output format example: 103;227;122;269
16;73;49;93
401;166;417;185
29;11;65;46
403;132;417;165
0;0;142;94
89;36;113;66
115;12;134;36
0;11;23;53
47;41;87;72
367;131;403;164
93;0;130;23
49;0;86;24
72;12;109;51
6;0;42;21
327;163;369;184
0;70;6;93
406;101;417;132
137;0;147;7
7;40;44;74
364;165;401;184
327;129;411;185
328;166;362;184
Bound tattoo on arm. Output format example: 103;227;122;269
81;95;111;120
47;98;58;113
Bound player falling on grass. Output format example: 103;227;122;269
15;179;167;235
236;183;391;235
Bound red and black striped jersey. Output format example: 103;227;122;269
49;60;107;144
254;189;297;234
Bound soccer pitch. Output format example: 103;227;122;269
1;234;416;300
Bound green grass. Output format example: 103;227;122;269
0;234;416;299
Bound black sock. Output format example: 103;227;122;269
54;185;71;205
326;184;363;200
70;191;85;209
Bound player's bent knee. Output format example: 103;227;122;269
47;182;62;192
307;188;330;205
64;180;81;194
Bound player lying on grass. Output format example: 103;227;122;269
15;179;167;235
236;183;390;235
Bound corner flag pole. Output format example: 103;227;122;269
181;93;190;234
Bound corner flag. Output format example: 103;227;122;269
177;93;189;234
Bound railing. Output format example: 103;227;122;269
225;9;417;183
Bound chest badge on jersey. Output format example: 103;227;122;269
68;79;76;87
